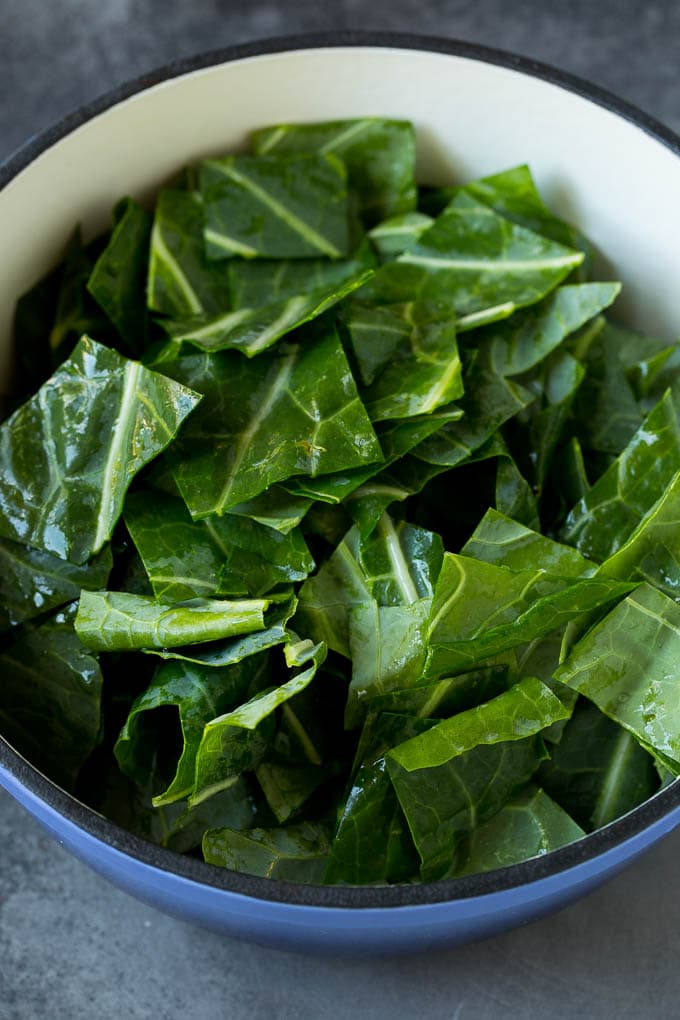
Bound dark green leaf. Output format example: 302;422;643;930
87;198;152;353
124;490;313;600
0;336;201;563
252;118;417;225
200;154;350;260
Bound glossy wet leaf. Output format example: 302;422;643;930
366;193;583;316
538;699;659;831
555;584;680;770
561;392;680;561
0;336;201;563
462;508;595;577
160;323;382;517
200;154;350;260
75;591;269;652
0;538;112;632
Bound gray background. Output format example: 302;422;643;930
2;2;680;1017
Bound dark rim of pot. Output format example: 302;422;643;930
1;31;679;910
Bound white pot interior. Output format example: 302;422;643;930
1;44;679;389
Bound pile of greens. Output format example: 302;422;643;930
1;117;679;886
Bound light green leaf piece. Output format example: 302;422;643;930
141;598;296;668
538;699;659;831
75;591;269;652
365;193;584;316
0;336;202;564
203;822;331;882
387;677;568;879
425;554;633;680
87;197;152;354
115;655;266;806
159;323;383;517
454;785;585;876
200;154;350;260
124;490;313;600
159;268;372;356
191;636;326;805
554;583;680;771
462;508;596;577
147;189;232;318
0;538;112;632
368;211;434;258
252;117;417;225
0;605;103;790
561;392;680;561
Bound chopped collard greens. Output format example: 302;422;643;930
2;117;678;886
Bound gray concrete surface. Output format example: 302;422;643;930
2;2;680;1017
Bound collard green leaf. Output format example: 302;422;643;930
228;241;376;309
477;283;620;378
368;211;434;258
326;712;434;885
200;154;350;260
354;300;463;420
387;677;567;879
143;598;296;668
191;637;326;805
425;554;633;680
255;761;326;824
365;193;583;316
538;699;659;831
227;487;313;535
124;490;313;601
0;336;201;564
561;392;680;561
203;822;330;882
0;538;112;632
554;584;680;771
421;164;592;274
360;665;511;720
296;515;443;657
454;785;585;876
75;591;268;652
252;117;417;225
160;324;382;517
0;605;102;789
115;655;266;805
572;322;643;458
159;268;372;356
462;508;595;577
87;198;152;354
147;189;232;318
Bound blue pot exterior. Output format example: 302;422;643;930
2;759;679;955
